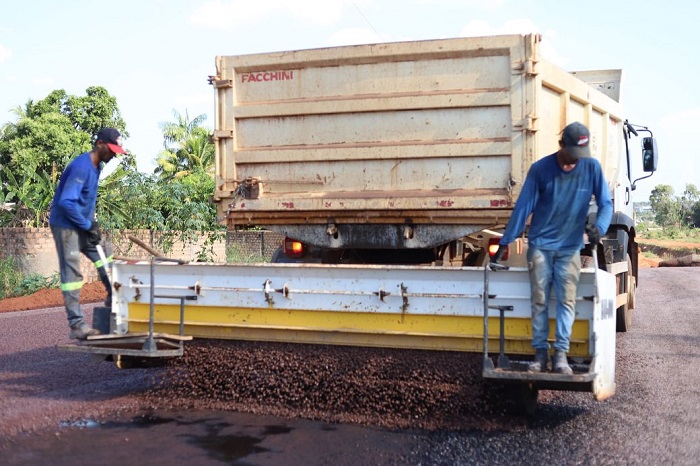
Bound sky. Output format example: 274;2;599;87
1;0;697;201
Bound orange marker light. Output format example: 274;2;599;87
283;238;306;258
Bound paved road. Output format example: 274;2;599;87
416;267;700;465
2;268;699;465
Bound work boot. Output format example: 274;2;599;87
552;350;573;375
69;325;100;340
528;349;550;372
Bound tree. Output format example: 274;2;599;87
97;166;224;260
154;110;214;179
0;90;224;260
0;87;127;175
0;87;128;227
1;164;57;227
649;185;681;228
680;184;700;227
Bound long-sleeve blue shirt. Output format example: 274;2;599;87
500;153;613;251
49;152;100;231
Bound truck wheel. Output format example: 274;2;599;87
616;257;635;332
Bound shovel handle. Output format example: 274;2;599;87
128;234;163;257
127;234;188;264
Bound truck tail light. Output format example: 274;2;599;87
283;238;306;258
487;238;509;260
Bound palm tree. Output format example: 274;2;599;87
155;110;214;179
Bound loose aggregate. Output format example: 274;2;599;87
142;340;532;431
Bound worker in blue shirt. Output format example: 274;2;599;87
49;128;126;340
490;122;613;374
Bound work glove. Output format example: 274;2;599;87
585;224;600;245
489;244;507;271
86;221;102;246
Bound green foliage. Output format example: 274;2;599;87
647;183;700;230
155;110;214;179
681;184;700;227
0;87;128;228
0;111;88;173
649;184;681;228
1;164;57;226
0;94;224;261
639;225;700;242
0;258;58;299
0;87;127;175
97;166;224;261
13;272;60;296
64;87;127;137
0;258;23;299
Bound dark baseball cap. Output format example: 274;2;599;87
96;128;127;155
561;122;591;159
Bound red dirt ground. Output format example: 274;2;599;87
637;238;700;268
639;255;660;268
0;281;106;314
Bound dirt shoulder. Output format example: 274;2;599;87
637;238;700;268
0;281;106;314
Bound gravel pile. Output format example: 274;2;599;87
144;339;532;431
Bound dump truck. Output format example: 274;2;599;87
67;34;659;406
208;33;656;333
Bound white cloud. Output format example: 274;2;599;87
191;0;347;29
0;44;11;62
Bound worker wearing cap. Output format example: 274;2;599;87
490;122;613;374
49;128;126;340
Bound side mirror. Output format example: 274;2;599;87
642;137;658;172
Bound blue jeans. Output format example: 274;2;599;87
527;247;581;352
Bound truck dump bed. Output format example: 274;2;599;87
212;34;624;247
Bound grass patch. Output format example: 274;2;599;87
638;227;700;242
226;245;268;263
0;258;60;299
14;272;60;296
0;258;23;299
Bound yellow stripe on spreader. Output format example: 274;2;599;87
126;303;591;357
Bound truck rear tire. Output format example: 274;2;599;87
616;257;635;332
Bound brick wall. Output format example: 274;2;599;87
0;228;228;282
0;228;61;278
0;228;285;282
